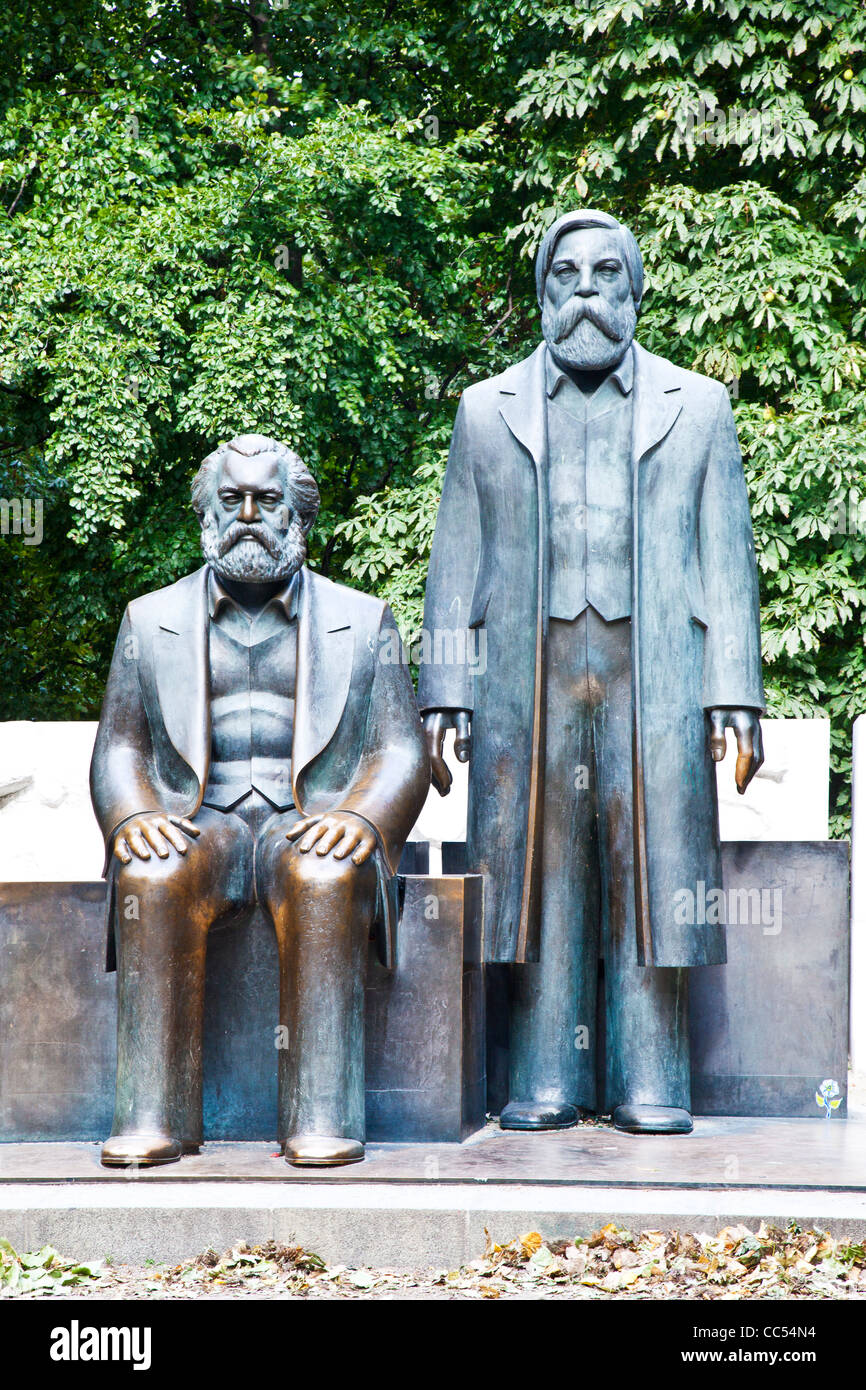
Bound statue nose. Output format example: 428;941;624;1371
239;493;259;523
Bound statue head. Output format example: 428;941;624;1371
535;210;643;371
192;433;320;585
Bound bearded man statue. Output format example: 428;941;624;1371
91;434;429;1167
419;211;764;1136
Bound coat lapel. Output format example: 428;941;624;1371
497;342;548;466
632;340;683;465
292;566;355;804
500;340;683;466
152;567;210;793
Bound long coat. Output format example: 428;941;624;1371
418;341;764;967
91;564;430;969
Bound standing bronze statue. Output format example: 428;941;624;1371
91;434;428;1167
420;210;764;1135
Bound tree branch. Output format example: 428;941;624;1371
7;163;38;217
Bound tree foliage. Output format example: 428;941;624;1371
0;0;864;828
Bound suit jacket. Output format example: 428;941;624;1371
91;564;430;969
418;341;764;967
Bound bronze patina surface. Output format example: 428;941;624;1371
90;435;429;1167
420;211;765;1136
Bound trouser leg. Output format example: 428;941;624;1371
109;807;254;1148
257;818;378;1145
507;613;601;1116
588;608;691;1112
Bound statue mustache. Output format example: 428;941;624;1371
554;298;624;345
218;521;282;557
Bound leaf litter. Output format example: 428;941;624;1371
4;1222;866;1299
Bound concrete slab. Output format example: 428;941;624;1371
1;1116;864;1188
2;1118;866;1266
3;1179;866;1269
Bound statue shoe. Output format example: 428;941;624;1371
499;1100;579;1131
285;1136;365;1167
612;1104;693;1135
101;1133;184;1167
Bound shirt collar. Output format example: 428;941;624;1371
207;566;300;621
545;342;634;398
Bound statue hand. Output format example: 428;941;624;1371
113;813;200;865
708;708;764;795
286;811;378;866
422;709;471;797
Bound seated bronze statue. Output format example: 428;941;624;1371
90;434;429;1167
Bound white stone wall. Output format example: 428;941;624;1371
716;717;830;842
0;716;833;884
414;717;832;849
0;722;103;881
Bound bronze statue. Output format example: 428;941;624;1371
91;435;429;1167
420;211;764;1135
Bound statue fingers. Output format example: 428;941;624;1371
431;755;453;797
454;710;472;762
351;832;376;865
331;827;362;860
113;837;133;865
140;821;171;859
424;725;446;768
172;817;201;839
285;816;319;842
708;708;728;762
158;818;189;855
297;818;331;853
126;828;152;861
751;718;765;773
315;821;348;856
735;730;758;795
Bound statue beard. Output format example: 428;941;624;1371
541;293;637;371
200;512;307;584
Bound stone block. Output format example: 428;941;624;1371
0;874;485;1144
690;840;850;1117
444;841;850;1119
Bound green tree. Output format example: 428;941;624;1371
0;2;503;713
1;0;864;832
345;0;866;830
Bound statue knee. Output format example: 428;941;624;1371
115;851;192;898
263;841;375;905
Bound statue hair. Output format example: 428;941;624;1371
535;209;644;311
191;434;320;534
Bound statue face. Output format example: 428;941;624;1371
199;449;307;583
541;225;637;371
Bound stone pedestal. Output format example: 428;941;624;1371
0;883;115;1141
0;874;484;1144
690;840;850;1117
444;840;850;1119
366;875;484;1141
